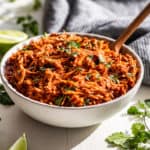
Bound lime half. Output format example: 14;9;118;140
9;133;27;150
0;30;28;54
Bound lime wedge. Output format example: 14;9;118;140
9;133;27;150
0;30;28;54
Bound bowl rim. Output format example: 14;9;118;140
0;32;144;110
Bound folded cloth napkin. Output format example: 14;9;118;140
43;0;150;85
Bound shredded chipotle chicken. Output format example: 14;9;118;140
5;33;139;107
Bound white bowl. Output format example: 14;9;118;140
0;33;144;128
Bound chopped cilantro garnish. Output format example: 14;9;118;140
84;98;90;105
67;41;80;48
105;62;112;68
59;47;71;54
88;55;94;60
54;96;65;106
75;67;83;72
64;87;76;91
109;74;119;84
85;73;91;81
22;45;32;51
33;78;40;84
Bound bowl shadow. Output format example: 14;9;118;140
8;107;99;150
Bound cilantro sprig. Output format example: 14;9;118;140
16;15;39;36
106;99;150;150
67;41;80;48
33;0;42;11
0;84;14;105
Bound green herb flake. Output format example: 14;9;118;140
84;98;90;105
109;74;120;84
39;67;46;72
67;41;80;48
22;45;32;51
88;55;94;60
85;73;91;81
33;0;42;11
33;78;40;84
59;47;71;54
64;87;76;91
54;96;65;106
0;84;14;105
105;62;112;68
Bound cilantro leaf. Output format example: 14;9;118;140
84;98;90;105
54;96;65;106
106;132;130;147
0;84;14;105
105;62;112;68
33;0;42;11
106;100;150;150
16;15;39;36
59;47;71;54
124;131;150;149
85;73;91;81
131;123;145;135
88;55;94;60
127;106;142;115
67;41;80;48
144;99;150;108
109;74;120;84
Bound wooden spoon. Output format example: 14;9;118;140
114;3;150;53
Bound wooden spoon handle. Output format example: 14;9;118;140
114;3;150;53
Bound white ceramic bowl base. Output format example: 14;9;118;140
0;33;144;128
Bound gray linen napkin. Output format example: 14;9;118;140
43;0;150;85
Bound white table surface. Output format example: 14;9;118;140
0;85;150;150
1;1;150;150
